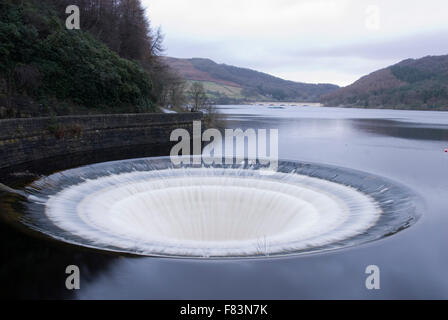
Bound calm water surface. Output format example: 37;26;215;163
1;105;448;299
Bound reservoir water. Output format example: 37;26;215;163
1;105;447;299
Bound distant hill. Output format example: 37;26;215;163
322;55;448;110
163;57;339;104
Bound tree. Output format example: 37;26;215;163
189;82;208;112
53;0;186;110
188;82;217;125
0;0;154;118
149;26;164;57
0;0;190;117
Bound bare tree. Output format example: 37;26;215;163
189;82;208;112
149;26;164;57
188;82;218;125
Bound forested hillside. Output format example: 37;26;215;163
322;55;448;110
0;0;184;118
164;57;339;104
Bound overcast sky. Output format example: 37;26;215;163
142;0;448;86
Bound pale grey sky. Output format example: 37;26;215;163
142;0;448;86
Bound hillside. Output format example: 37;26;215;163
0;0;174;119
322;55;448;110
163;57;339;104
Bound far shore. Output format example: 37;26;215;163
248;102;322;107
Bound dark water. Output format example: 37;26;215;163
1;105;448;299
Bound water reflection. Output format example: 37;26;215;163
352;119;448;142
222;115;448;143
0;202;116;299
0;143;174;299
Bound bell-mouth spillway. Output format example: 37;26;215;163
17;157;421;258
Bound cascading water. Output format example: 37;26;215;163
13;157;420;258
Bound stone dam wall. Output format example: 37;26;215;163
0;113;202;170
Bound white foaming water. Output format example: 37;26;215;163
44;167;382;257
